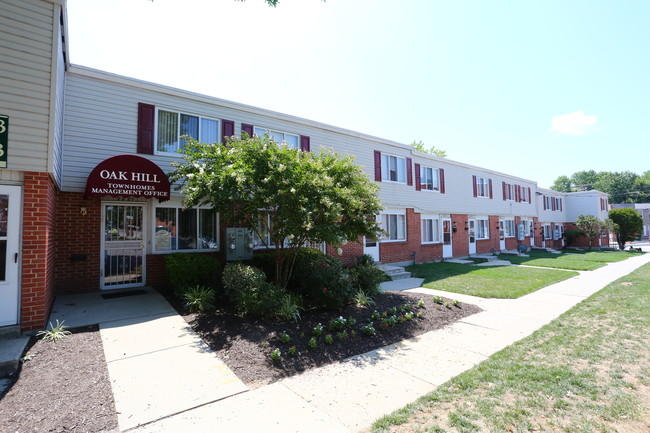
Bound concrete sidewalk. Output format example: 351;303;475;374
130;252;650;433
49;252;650;432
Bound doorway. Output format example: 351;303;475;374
442;218;453;258
499;220;506;250
101;203;145;289
468;219;476;255
363;236;380;263
0;186;21;327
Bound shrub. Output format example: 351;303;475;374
181;286;216;313
165;253;221;294
563;229;585;247
288;248;354;310
276;293;303;322
347;256;389;297
222;263;284;318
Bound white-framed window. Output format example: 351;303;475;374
381;211;406;241
154;206;219;252
156;109;220;154
381;154;406;183
505;184;516;201
419;166;440;191
503;219;515;237
521;187;529;202
545;196;553;209
476;218;490;239
476;177;490;198
253;126;299;148
421;216;441;243
543;224;552;239
555;198;562;210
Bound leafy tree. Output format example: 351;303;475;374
594;171;638;203
410;140;447;158
632;170;650;202
570;170;599;191
550;175;572;192
575;215;603;250
169;134;383;287
608;207;643;249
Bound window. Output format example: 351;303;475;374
543;224;552;239
476;219;490;239
381;154;406;183
521;187;529;202
156;109;220;153
503;219;515;237
253;127;299;148
381;212;406;241
505;184;516;201
419;166;440;191
475;177;490;198
421;217;440;243
555;198;562;211
154;207;218;252
545;196;553;210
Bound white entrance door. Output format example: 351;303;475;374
0;186;22;327
468;219;476;255
102;203;145;289
363;236;380;263
442;218;453;258
499;220;506;250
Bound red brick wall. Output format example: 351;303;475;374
326;240;364;265
563;222;609;248
55;193;102;294
21;173;57;331
451;214;469;258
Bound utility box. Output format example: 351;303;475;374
225;228;255;261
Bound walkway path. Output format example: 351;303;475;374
49;252;650;432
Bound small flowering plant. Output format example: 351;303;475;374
371;310;381;320
270;348;282;362
324;334;334;345
308;337;318;349
361;324;376;336
279;331;291;344
417;298;425;309
287;346;298;356
312;323;324;337
328;316;347;332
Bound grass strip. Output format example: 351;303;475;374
373;262;650;433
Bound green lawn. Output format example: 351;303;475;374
498;249;644;271
407;262;578;299
373;262;650;433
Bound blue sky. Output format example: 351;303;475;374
66;0;650;188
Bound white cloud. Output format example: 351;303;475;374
549;110;598;135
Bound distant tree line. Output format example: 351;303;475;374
550;170;650;203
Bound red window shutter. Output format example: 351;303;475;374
489;179;493;199
502;182;507;200
222;119;235;144
543;195;547;210
528;187;531;204
300;135;310;152
374;151;382;182
517;185;522;202
137;103;155;155
406;157;413;186
552;198;556;211
241;123;254;137
560;199;563;211
440;168;445;194
414;163;421;191
472;175;477;197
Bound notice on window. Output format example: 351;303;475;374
0;115;8;168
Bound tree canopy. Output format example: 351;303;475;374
550;170;650;203
169;134;383;286
409;140;447;158
608;207;643;249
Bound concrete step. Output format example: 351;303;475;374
470;254;499;261
444;258;474;265
377;265;412;280
0;336;30;378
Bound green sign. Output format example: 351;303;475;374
0;115;7;168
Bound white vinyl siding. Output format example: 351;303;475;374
0;0;56;172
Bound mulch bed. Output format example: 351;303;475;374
177;291;482;388
0;325;118;433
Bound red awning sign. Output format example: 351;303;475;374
84;154;171;202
